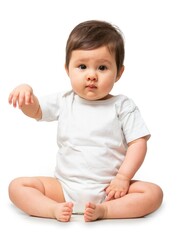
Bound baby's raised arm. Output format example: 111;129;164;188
9;84;42;120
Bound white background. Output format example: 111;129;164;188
0;0;181;239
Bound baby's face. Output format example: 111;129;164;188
65;46;121;101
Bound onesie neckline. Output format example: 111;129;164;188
74;93;121;105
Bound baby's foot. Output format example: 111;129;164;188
84;202;107;222
54;202;73;222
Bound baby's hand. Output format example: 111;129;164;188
8;84;34;108
105;174;130;201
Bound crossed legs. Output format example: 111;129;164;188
9;177;163;222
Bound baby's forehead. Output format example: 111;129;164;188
70;46;115;62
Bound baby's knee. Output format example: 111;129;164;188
9;177;46;199
147;183;163;207
8;177;22;200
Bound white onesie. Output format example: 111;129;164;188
39;90;150;213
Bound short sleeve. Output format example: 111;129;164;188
117;97;151;143
38;92;64;122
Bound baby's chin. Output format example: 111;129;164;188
78;93;112;101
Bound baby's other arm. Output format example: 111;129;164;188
8;84;42;120
105;137;148;201
117;137;147;181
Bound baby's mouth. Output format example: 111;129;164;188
86;84;97;89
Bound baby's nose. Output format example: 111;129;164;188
87;72;98;81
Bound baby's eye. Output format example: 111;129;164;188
78;64;86;70
98;65;107;71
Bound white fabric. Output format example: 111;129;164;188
39;90;150;213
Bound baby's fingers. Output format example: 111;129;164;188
19;91;33;107
114;191;122;199
105;190;115;201
9;88;34;108
8;91;19;108
8;93;13;105
18;91;27;108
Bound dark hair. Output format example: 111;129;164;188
65;20;125;75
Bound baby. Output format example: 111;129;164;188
8;20;163;222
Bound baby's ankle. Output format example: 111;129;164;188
100;204;108;219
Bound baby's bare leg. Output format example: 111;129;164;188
84;181;163;222
9;176;73;222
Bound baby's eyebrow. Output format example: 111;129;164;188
75;58;112;64
98;59;112;65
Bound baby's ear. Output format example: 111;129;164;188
116;65;125;82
